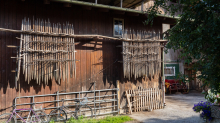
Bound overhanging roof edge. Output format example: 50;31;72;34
52;0;180;19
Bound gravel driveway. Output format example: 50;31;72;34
127;91;206;123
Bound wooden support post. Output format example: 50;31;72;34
116;80;120;114
95;0;97;4
94;41;97;50
141;0;144;11
120;0;123;8
93;82;96;118
126;91;132;114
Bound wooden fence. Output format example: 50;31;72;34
125;87;163;114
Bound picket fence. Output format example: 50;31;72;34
125;87;163;114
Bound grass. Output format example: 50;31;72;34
67;115;133;123
50;115;133;123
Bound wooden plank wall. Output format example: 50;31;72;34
0;0;174;115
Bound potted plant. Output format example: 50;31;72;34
193;90;220;122
193;101;213;122
205;90;220;119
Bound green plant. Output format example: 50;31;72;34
49;120;55;123
145;0;220;93
193;101;213;121
205;89;220;104
175;72;190;84
66;115;133;123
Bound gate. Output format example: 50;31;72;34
14;87;119;119
125;87;164;114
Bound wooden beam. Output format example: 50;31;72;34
126;12;139;16
126;91;132;114
7;45;19;48
52;0;180;19
44;0;50;4
111;10;125;15
11;70;16;73
0;28;168;42
64;3;71;7
82;6;92;10
98;8;109;12
120;0;123;8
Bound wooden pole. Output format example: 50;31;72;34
116;80;120;114
0;27;167;42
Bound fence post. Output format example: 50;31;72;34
116;80;120;114
14;98;17;109
99;90;100;115
57;91;59;108
94;82;96;118
32;96;35;109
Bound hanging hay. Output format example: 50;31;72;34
122;29;163;80
15;17;77;86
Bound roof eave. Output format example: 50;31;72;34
52;0;180;19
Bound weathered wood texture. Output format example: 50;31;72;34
14;18;76;86
126;87;163;114
122;30;162;80
0;0;166;114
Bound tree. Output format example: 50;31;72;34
146;0;220;93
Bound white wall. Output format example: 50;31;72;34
162;24;184;74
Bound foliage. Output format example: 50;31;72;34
205;89;220;104
65;115;132;123
145;0;220;93
193;101;213;121
175;72;190;84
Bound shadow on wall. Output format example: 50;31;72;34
0;38;120;93
0;35;162;100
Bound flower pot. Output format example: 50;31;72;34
199;114;220;123
211;105;220;118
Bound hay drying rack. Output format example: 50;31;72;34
0;17;167;89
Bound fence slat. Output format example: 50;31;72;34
126;87;163;113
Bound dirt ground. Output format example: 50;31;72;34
127;91;206;123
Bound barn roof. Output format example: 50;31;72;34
51;0;180;19
54;0;147;8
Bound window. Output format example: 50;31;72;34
164;67;175;76
113;18;124;37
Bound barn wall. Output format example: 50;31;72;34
0;0;169;114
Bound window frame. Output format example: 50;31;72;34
164;66;176;76
113;18;124;37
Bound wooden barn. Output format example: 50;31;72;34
0;0;177;117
